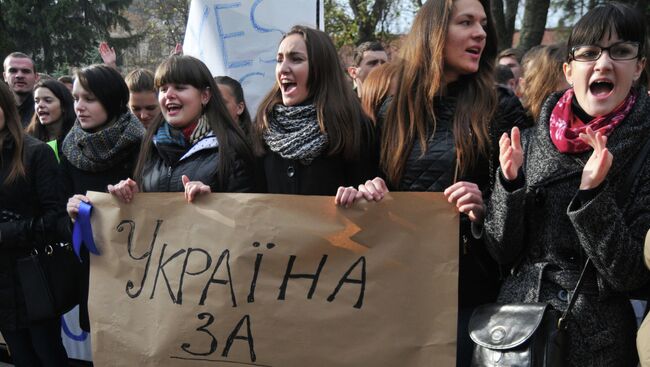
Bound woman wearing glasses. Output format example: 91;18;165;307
485;3;649;366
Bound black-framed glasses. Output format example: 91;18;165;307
570;41;640;62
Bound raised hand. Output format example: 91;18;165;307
499;126;523;181
171;43;183;56
99;42;117;68
578;127;612;190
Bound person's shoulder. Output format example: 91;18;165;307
493;93;533;135
23;134;52;156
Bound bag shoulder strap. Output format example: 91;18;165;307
559;258;591;330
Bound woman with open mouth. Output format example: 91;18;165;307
336;0;531;365
487;3;649;366
108;55;255;202
25;79;76;159
252;25;377;198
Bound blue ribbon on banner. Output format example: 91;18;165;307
72;201;100;260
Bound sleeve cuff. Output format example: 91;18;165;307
499;168;525;192
570;183;605;211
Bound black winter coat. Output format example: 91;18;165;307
261;118;378;195
58;127;141;332
485;88;650;367
142;134;255;193
0;135;64;330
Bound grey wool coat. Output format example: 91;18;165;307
484;87;650;367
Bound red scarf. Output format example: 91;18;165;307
549;88;637;153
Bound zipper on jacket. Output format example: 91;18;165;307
165;165;173;192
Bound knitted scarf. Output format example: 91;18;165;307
263;104;328;165
549;88;637;153
62;111;144;172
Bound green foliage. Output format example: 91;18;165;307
0;0;133;74
325;0;359;48
326;0;402;47
123;0;190;71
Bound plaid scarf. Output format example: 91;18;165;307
62;111;144;172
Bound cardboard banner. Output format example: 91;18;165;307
182;0;324;113
87;192;459;366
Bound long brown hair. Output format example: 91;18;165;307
255;25;365;160
520;44;568;121
26;79;75;142
133;55;253;190
381;0;497;186
0;81;26;185
360;62;399;123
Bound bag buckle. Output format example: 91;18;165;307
558;316;567;330
45;245;54;256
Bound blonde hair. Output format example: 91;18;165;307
360;63;399;123
520;44;568;121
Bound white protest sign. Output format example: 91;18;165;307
183;0;324;113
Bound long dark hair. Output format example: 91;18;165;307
381;0;497;186
26;79;75;142
133;55;253;190
215;76;253;138
567;3;646;60
0;82;26;185
255;25;365;160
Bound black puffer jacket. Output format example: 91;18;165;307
142;134;255;193
0;135;64;330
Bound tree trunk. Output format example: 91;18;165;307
491;0;519;50
349;0;390;44
518;0;550;52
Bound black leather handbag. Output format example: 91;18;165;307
2;209;81;322
469;303;566;366
468;260;591;367
16;243;82;322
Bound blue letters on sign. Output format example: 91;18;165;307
238;72;265;86
250;0;282;64
214;2;253;69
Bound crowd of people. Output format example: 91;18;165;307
0;0;649;366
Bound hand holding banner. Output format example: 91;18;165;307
87;192;459;366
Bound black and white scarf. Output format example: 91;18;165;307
263;104;328;165
62;111;144;172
